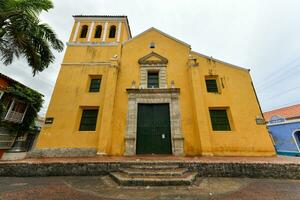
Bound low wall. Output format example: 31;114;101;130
0;161;299;179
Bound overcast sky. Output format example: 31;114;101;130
1;0;300;116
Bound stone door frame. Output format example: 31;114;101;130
125;88;184;156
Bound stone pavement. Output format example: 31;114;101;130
0;176;299;200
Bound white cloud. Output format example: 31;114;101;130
1;0;300;115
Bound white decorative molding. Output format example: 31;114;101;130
0;91;4;100
268;118;300;126
117;22;122;42
62;62;111;66
66;42;119;46
72;21;81;42
140;66;167;88
191;51;249;72
124;88;184;156
138;52;168;89
73;16;131;38
102;22;108;42
87;21;95;42
292;129;300;152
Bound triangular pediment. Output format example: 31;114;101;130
138;52;168;65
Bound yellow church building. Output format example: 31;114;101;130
34;15;275;157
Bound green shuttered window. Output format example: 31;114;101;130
209;109;231;131
205;79;218;93
147;72;159;88
79;109;98;131
89;78;101;92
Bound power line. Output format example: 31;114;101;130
256;55;300;88
263;99;300;112
260;85;300;101
257;67;300;91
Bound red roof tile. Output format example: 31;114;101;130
264;103;300;121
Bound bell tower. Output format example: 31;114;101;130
68;15;131;44
63;15;131;64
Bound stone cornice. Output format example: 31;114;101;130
138;52;168;65
126;88;180;94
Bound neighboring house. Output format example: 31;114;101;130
33;15;275;157
264;104;300;156
0;73;43;159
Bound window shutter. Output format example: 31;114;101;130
209;109;231;131
205;79;218;93
89;78;101;92
147;72;159;88
79;109;98;131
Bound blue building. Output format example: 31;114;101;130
264;104;300;156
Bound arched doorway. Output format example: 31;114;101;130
294;131;300;151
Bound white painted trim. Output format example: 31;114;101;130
117;22;122;42
4;99;15;120
268;118;300;126
66;42;119;47
88;21;95;42
102;22;108;42
74;17;126;21
292;129;300;152
0;91;4;100
191;51;249;72
72;21;81;42
20;104;28;123
277;150;300;153
73;17;131;39
122;27;190;47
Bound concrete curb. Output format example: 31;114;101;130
0;161;299;179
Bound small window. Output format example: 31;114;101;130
89;78;101;92
147;72;159;88
209;109;231;131
205;79;218;93
149;42;155;48
79;109;98;131
109;25;116;38
94;25;102;38
80;25;88;38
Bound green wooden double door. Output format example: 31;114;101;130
136;104;172;155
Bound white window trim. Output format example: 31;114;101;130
140;66;167;89
292;129;300;152
0;91;4;100
4;99;28;123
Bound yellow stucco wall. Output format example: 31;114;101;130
36;16;275;156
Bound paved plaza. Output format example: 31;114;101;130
0;176;299;200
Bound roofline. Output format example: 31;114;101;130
264;103;300;113
122;27;190;48
268;118;300;126
0;73;43;96
72;15;132;38
191;51;249;72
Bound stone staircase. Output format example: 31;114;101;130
110;163;197;186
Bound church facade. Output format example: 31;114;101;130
35;15;275;157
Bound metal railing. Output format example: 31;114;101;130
5;111;25;123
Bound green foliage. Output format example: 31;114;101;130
2;84;43;132
0;0;64;76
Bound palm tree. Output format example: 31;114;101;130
0;0;64;75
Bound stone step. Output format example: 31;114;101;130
128;164;179;170
120;168;187;177
110;171;197;186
